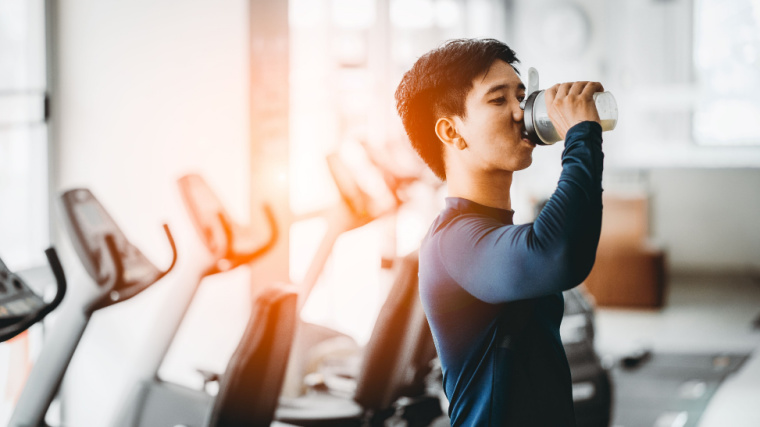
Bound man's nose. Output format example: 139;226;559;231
514;102;525;123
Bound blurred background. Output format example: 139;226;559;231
0;0;759;426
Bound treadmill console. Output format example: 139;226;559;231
0;248;67;342
60;189;175;309
177;174;231;261
178;174;277;274
0;258;45;329
326;147;397;221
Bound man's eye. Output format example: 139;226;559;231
490;97;506;104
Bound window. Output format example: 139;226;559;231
0;1;50;423
0;0;50;269
694;0;760;146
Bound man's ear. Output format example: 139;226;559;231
435;117;466;150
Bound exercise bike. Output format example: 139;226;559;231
10;188;177;427
113;173;301;427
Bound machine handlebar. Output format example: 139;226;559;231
0;247;67;342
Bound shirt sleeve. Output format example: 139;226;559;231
437;121;604;304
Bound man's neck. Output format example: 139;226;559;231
446;167;514;211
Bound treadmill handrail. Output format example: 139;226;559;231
85;233;124;312
0;247;67;342
177;174;278;276
157;223;178;279
219;204;278;270
87;225;177;312
9;238;122;427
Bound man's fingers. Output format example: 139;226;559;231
580;81;604;99
568;81;589;96
544;83;560;106
544;80;605;139
546;82;604;100
555;82;571;100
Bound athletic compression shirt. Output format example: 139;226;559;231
419;121;603;426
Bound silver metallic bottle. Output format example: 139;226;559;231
520;67;618;145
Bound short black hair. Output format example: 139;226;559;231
395;38;519;181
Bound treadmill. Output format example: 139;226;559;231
122;149;435;426
0;248;66;343
271;150;441;426
9;188;177;427
116;174;298;427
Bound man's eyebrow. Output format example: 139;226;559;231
483;82;527;97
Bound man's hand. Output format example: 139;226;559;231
544;81;604;140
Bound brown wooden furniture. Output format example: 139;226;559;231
583;193;667;308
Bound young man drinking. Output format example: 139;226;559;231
395;38;604;426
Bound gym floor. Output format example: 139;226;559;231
593;273;760;427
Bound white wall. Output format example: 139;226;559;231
648;169;760;273
49;1;251;425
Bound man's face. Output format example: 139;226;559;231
453;60;534;173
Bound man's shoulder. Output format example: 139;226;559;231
418;208;500;287
426;205;503;239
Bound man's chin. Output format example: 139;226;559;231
515;156;533;171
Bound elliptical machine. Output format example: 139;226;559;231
268;147;441;427
11;185;298;427
114;173;296;427
116;147;439;427
9;188;177;427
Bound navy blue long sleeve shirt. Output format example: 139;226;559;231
419;121;604;426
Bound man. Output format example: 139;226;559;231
395;38;604;426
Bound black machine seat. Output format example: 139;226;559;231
129;284;299;427
275;251;440;427
353;252;436;409
207;284;299;427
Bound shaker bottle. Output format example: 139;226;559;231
521;67;618;145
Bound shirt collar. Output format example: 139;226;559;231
445;197;515;224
